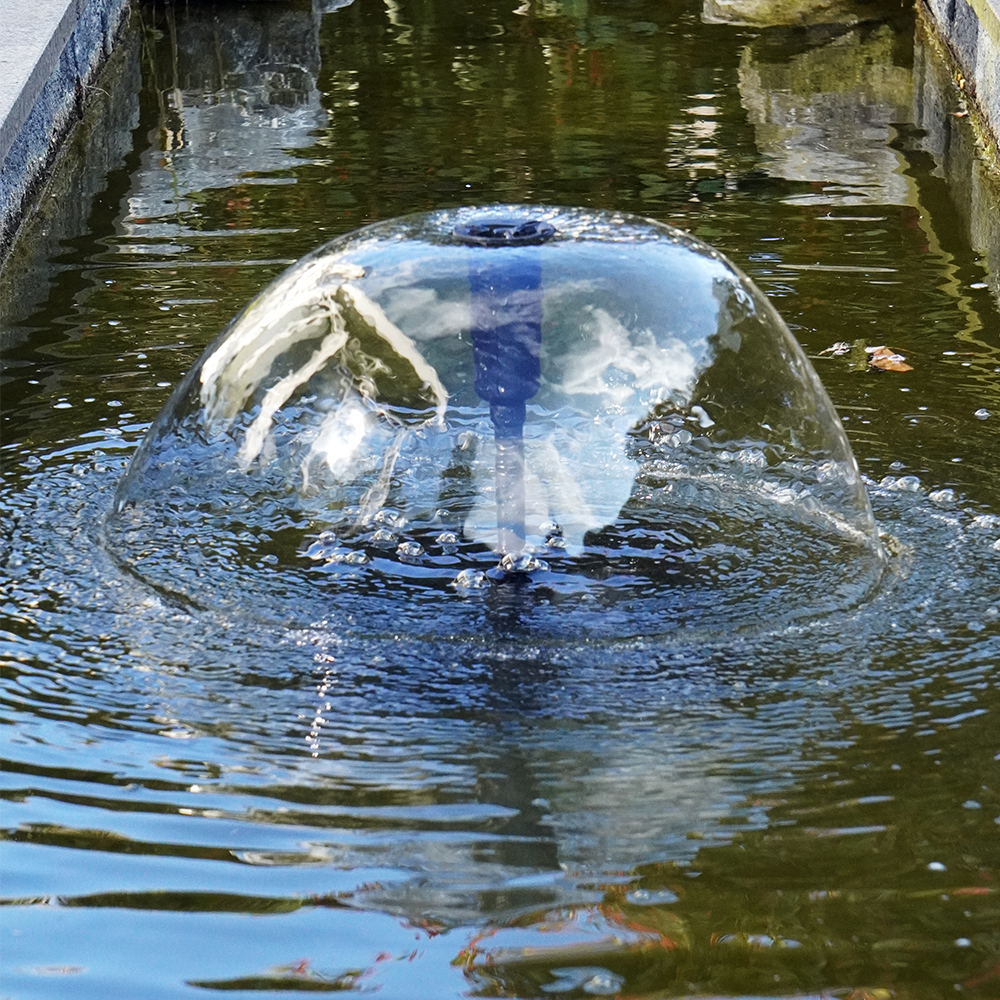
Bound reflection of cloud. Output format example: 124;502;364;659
738;27;913;206
382;285;470;342
559;307;698;403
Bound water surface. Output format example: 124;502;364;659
2;1;999;997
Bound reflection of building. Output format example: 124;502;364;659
738;24;913;205
124;3;327;231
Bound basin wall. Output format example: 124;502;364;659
0;0;130;263
919;0;1000;163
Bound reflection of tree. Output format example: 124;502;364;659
687;277;851;460
314;0;751;220
457;700;1000;999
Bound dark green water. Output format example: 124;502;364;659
2;1;999;997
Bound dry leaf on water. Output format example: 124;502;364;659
867;345;913;372
818;341;852;356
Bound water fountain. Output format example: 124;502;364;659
7;0;1000;989
107;205;885;640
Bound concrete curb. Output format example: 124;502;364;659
0;0;131;262
920;0;1000;163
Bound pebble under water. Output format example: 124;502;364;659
2;1;1000;998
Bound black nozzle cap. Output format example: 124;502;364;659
455;219;556;247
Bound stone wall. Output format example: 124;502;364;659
919;0;1000;162
0;0;131;262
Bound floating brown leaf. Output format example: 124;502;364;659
867;345;913;372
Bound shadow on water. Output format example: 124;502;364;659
2;1;999;998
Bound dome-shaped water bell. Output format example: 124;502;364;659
108;206;885;640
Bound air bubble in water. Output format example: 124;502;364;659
370;528;397;547
453;569;488;589
626;888;680;905
499;553;549;574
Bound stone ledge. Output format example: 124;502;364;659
0;0;131;262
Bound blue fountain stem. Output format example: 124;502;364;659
464;240;547;555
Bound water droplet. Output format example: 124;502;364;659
929;489;955;504
303;533;340;560
582;971;625;996
955;937;972;947
436;531;459;545
690;404;715;428
974;408;991;420
373;508;404;527
370;528;397;547
716;933;775;947
963;800;981;809
542;968;625;996
928;861;946;872
499;553;549;573
453;569;488;589
397;541;424;558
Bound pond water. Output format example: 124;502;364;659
2;1;999;998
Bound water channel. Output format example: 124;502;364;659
2;1;999;997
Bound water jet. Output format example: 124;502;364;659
108;205;885;639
